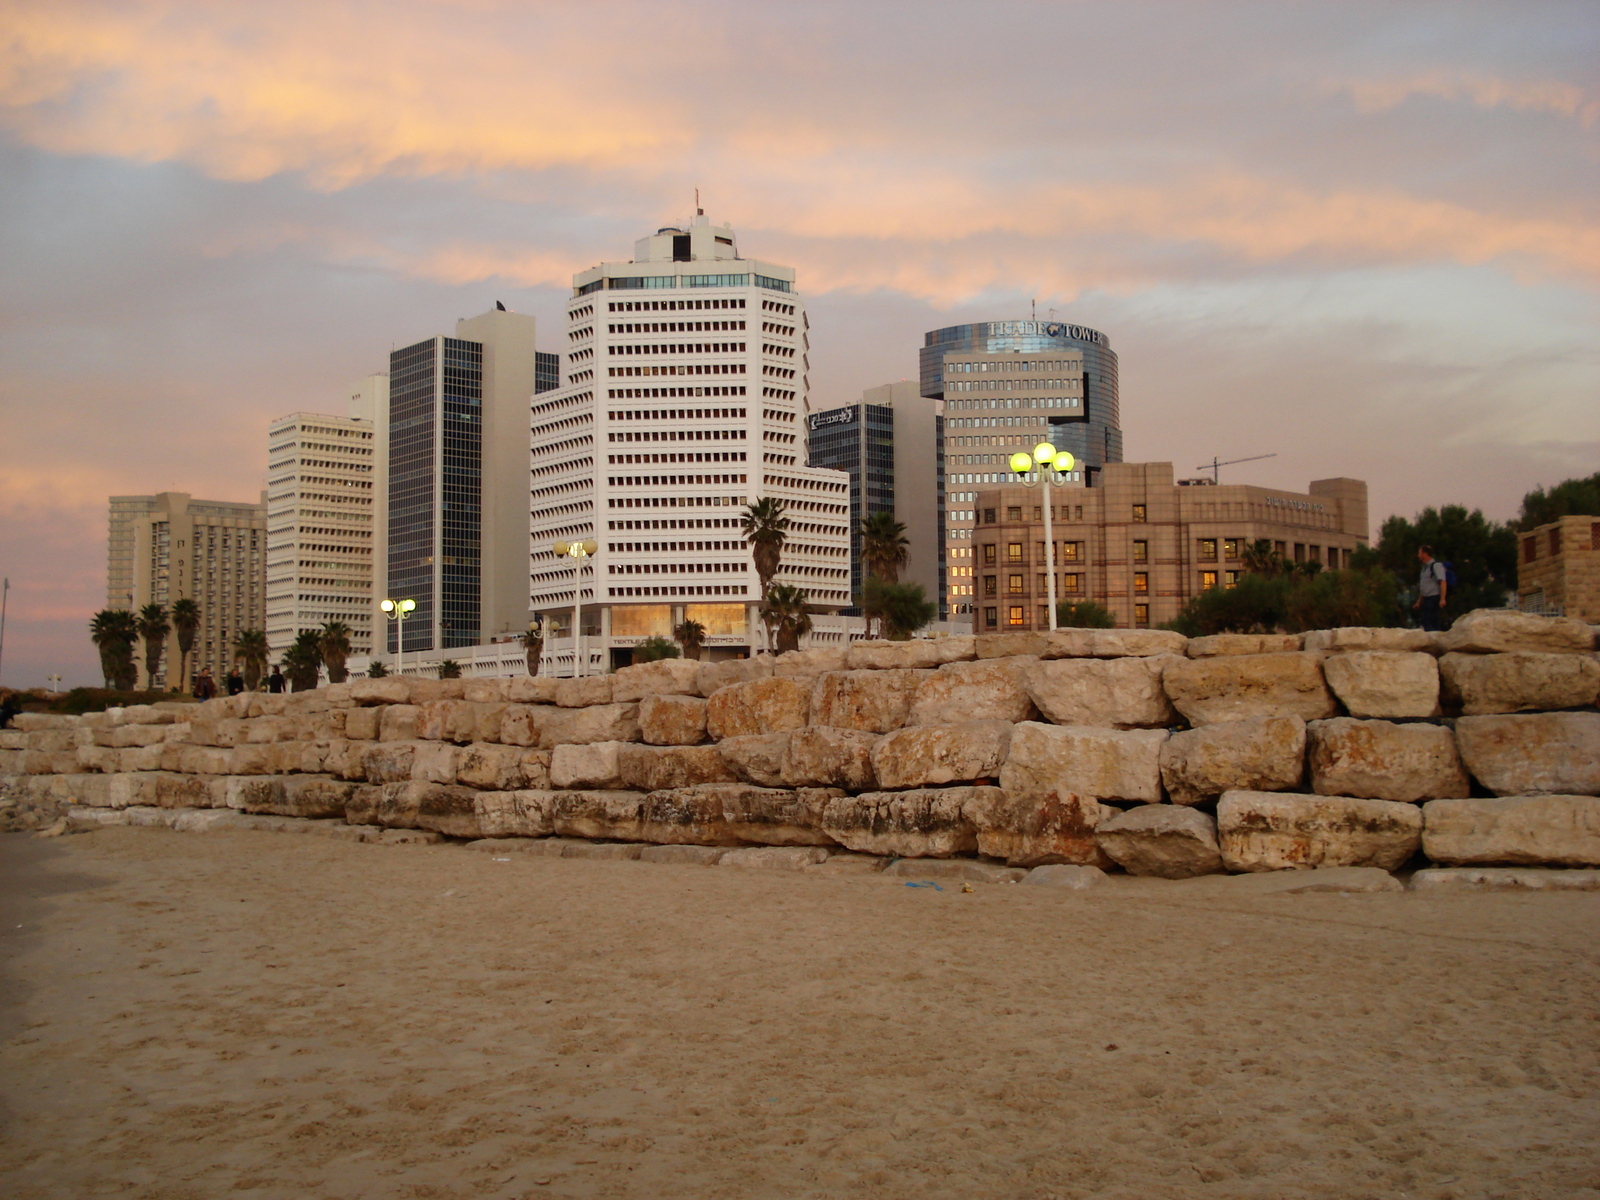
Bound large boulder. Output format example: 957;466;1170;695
705;677;810;740
999;721;1166;805
809;669;932;732
820;787;982;857
771;645;850;681
1158;716;1305;806
554;675;614;708
907;658;1038;726
538;703;642;749
498;705;546;747
1322;652;1441;719
1040;629;1188;659
550;741;626;789
409;742;459;784
461;678;509;703
966;788;1102;866
362;741;418;784
454;743;551;791
638;693;709;745
1216;790;1423;872
1162;653;1337;725
974;632;1050;658
344;707;380;741
1186;633;1303;657
472;790;554;838
378;705;421;741
612;658;702;703
1454;712;1600;796
1307;718;1470;803
1097;806;1225;878
1436;610;1595;655
695;656;772;697
1023;656;1180;728
351;678;411;706
781;726;878;790
504;676;560;704
1420;795;1600;866
643;783;834;847
1303;627;1438;655
229;775;354;819
846;640;946;670
547;789;649;841
347;781;483;838
715;732;790;787
618;744;738;791
1439;651;1600;715
870;721;1010;790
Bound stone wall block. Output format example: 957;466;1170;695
1455;712;1600;796
870;721;1009;790
783;726;879;790
820;788;982;858
696;656;773;698
1162;652;1337;725
618;744;738;792
1040;629;1189;659
462;678;509;703
233;775;354;819
1321;651;1441;719
639;693;709;745
455;743;551;791
1439;651;1600;715
1097;806;1225;878
505;676;561;704
846;640;948;671
351;678;410;706
556;675;615;708
771;645;850;680
999;721;1166;805
908;657;1039;727
378;705;421;741
612;658;703;702
1024;656;1181;728
975;632;1051;659
966;787;1102;867
1436;609;1595;655
705;677;810;740
1186;633;1304;657
409;742;459;784
1159;716;1305;806
715;732;791;787
808;669;932;732
474;790;555;839
1304;627;1439;654
1307;718;1470;803
323;740;372;782
498;705;546;747
1216;790;1423;872
550;740;626;789
548;789;650;841
362;741;417;784
344;707;380;741
1421;795;1600;866
538;703;642;749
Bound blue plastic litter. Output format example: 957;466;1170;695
904;881;944;891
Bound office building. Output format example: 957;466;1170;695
385;308;558;656
107;492;267;687
806;381;945;614
1518;517;1600;621
529;213;852;670
967;463;1367;630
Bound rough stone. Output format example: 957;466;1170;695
344;707;380;741
782;726;879;790
346;781;483;838
1303;627;1439;655
473;790;555;838
974;632;1051;658
908;658;1039;727
715;732;791;787
229;775;354;819
639;693;709;745
1159;717;1305;806
1096;805;1224;879
455;743;551;791
1409;867;1600;892
378;705;421;741
1439;651;1600;715
967;787;1103;867
870;721;1009;790
1163;653;1337;725
461;678;508;704
846;640;965;671
1023;656;1180;728
556;675;615;708
719;846;830;870
619;744;739;791
550;741;626;789
696;656;773;698
498;705;546;747
1186;633;1304;657
704;677;810;740
1022;864;1106;889
999;721;1166;805
362;742;417;785
350;678;411;706
379;829;446;845
1420;795;1600;866
701;783;837;846
881;858;1026;883
403;679;465;704
546;790;649;841
1455;712;1600;796
539;703;642;749
561;841;645;861
808;669;932;733
1217;790;1423;872
1321;651;1442;719
505;676;561;704
820;787;982;857
410;741;459;784
1306;718;1469;803
1435;609;1595;655
639;844;727;866
1040;629;1189;659
612;658;703;702
1172;866;1403;894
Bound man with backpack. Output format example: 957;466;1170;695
1414;544;1450;632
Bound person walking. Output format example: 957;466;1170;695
1414;544;1449;632
194;667;216;700
267;665;285;694
226;667;245;696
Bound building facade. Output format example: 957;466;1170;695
1517;516;1599;621
806;381;945;614
107;492;267;687
529;214;852;671
968;463;1367;631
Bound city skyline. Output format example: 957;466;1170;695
2;1;1595;686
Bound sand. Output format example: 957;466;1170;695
1;828;1597;1200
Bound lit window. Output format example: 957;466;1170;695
1199;538;1217;561
1063;574;1082;594
1008;543;1023;561
983;576;997;596
1133;540;1148;563
1008;574;1025;593
1134;603;1149;628
1062;541;1081;562
1008;606;1026;626
984;607;998;628
1134;572;1148;594
1224;538;1240;560
1201;570;1218;590
1132;504;1147;523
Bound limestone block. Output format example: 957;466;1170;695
1420;795;1600;866
417;699;477;743
1455;712;1600;796
344;707;380;741
1023;864;1106;888
1024;656;1180;729
696;656;772;698
783;726;879;790
316;740;364;781
547;789;650;841
66;806;127;829
1216;790;1423;872
966;787;1103;866
96;724;170;749
505;676;561;704
1304;627;1438;655
409;742;459;784
639;693;709;745
462;678;509;703
1321;651;1441;719
809;669;932;733
882;858;1026;883
307;711;351;741
975;632;1050;658
820;787;984;857
719;846;830;870
345;780;482;837
550;741;626;789
630;784;740;845
846;640;949;671
556;675;614;708
1172;866;1403;894
1439;651;1600;715
153;771;218;809
562;841;646;861
498;704;546;747
160;722;193;745
352;678;412;706
771;645;850;680
1436;609;1595;655
1159;717;1305;806
45;774;110;807
870;721;1009;790
612;657;702;702
618;744;738;792
362;741;418;784
455;743;551;791
1307;718;1469;803
471;703;508;744
1163;653;1337;725
713;783;838;846
323;683;355;707
639;844;727;866
908;658;1039;728
406;679;465;704
378;705;421;741
1186;633;1304;657
1000;721;1166;805
108;773;163;808
171;745;226;775
0;730;25;750
1409;867;1600;893
12;712;75;731
231;775;355;819
247;695;289;718
1097;806;1224;878
705;677;810;739
716;733;791;787
379;828;446;845
26;728;77;753
74;745;120;774
473;790;555;839
538;703;642;749
1040;629;1189;659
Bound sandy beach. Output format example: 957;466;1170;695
1;827;1596;1200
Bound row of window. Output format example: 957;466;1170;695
982;604;1150;630
607;299;747;312
610;365;746;378
606;386;748;399
947;358;1081;374
608;321;745;334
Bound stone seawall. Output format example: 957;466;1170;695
6;610;1599;890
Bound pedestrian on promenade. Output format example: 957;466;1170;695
267;666;285;694
1414;544;1449;632
194;667;216;700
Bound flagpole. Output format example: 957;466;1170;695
0;577;10;688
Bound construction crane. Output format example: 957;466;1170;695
1195;453;1277;484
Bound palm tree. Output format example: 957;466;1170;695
632;636;680;663
282;630;323;692
233;629;270;690
319;621;353;684
171;598;200;692
673;619;706;661
136;603;170;690
860;511;910;584
367;660;389;678
1241;539;1288;578
861;578;936;641
521;620;545;677
89;609;139;690
741;497;790;601
438;659;463;679
760;584;813;654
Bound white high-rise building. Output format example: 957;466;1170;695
530;214;852;670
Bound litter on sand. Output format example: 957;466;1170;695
904;881;943;891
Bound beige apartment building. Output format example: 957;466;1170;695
967;462;1368;631
1517;515;1599;621
107;492;267;687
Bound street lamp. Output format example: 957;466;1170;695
553;538;598;677
1009;443;1077;631
380;597;416;676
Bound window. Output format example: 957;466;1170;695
1074;506;1083;520
1198;538;1218;561
1225;570;1240;588
1523;536;1537;562
1134;572;1148;594
1036;542;1046;560
1063;574;1082;593
1133;539;1148;563
1294;543;1305;562
1132;504;1147;523
1223;538;1240;560
1062;541;1082;562
1550;529;1562;555
1201;570;1218;590
983;508;997;524
1008;543;1023;561
981;544;997;566
1275;541;1286;556
1008;606;1026;626
1134;603;1149;628
1038;606;1049;628
1309;545;1322;564
1008;574;1025;593
1007;506;1022;521
985;607;998;628
1033;507;1042;520
1037;574;1047;593
983;575;997;596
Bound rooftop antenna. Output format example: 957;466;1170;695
1031;298;1036;320
695;187;703;217
1197;453;1277;483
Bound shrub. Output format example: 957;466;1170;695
632;636;681;662
1055;599;1116;629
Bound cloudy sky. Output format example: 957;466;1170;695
1;0;1596;687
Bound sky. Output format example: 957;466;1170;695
0;0;1596;688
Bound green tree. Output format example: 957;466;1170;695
438;659;463;679
319;621;353;684
760;583;813;654
367;660;389;678
632;635;681;662
281;631;323;691
1517;471;1600;531
861;578;937;640
741;498;789;598
673;619;706;661
1055;599;1117;629
522;621;545;676
136;603;170;690
1240;539;1289;578
89;609;139;690
170;598;200;692
860;511;910;584
232;629;270;690
1371;504;1516;622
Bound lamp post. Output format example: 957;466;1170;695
380;597;416;676
553;539;597;677
1008;443;1077;631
